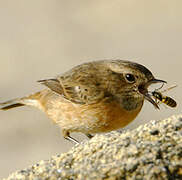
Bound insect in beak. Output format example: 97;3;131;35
144;92;159;109
139;78;167;109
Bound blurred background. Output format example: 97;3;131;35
0;0;181;178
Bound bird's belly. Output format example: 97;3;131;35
79;99;143;133
44;96;143;134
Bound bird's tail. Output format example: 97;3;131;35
0;91;43;111
0;98;25;110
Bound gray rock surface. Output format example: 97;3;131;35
5;115;182;180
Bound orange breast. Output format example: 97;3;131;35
78;99;144;133
41;91;144;134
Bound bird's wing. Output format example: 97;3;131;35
38;76;105;104
37;79;63;95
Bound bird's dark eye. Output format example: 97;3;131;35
124;73;136;83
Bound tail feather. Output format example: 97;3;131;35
0;103;24;110
0;91;44;111
0;98;25;110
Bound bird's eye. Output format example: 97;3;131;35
124;73;136;83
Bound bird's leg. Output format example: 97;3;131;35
62;130;79;144
65;135;79;144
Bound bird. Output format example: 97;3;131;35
0;60;166;144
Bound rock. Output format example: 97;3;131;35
4;115;182;180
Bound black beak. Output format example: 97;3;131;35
139;78;167;109
146;78;167;88
144;93;159;109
